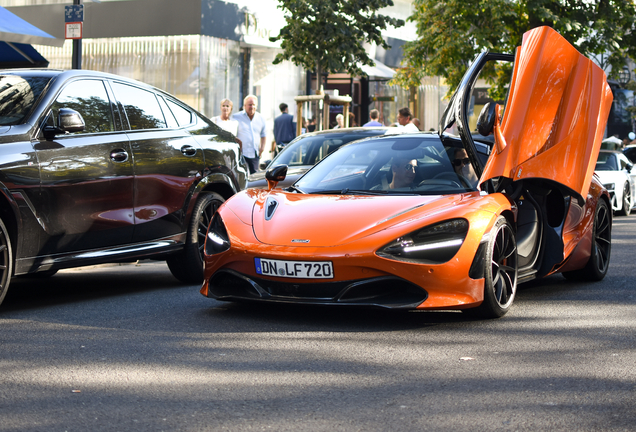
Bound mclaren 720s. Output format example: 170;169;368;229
200;26;614;318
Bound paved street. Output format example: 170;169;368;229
1;217;635;431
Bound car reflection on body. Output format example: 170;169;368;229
595;150;635;216
201;27;613;318
248;127;389;189
0;69;247;306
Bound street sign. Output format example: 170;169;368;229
65;5;84;23
370;95;397;102
65;22;82;39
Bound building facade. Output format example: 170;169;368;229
7;0;446;150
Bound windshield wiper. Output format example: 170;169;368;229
285;185;305;194
312;188;388;195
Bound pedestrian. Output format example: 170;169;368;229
273;103;296;154
411;118;421;131
307;117;317;132
397;107;419;132
333;113;344;129
363;109;383;126
349;112;357;127
232;95;267;174
211;98;240;137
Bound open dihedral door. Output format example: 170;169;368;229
480;26;613;201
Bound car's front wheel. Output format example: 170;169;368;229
0;217;13;307
471;216;518;318
617;183;632;216
167;192;225;284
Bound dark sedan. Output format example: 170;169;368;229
248;127;389;189
0;69;247;306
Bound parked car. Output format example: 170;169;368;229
622;144;636;164
248;127;389;189
200;26;613;319
0;69;247;306
595;150;635;216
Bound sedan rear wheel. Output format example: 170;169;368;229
472;216;518;318
0;217;13;307
167;192;225;284
617;183;632;216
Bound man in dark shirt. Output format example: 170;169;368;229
273;103;296;155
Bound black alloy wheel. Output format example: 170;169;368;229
563;198;611;281
472;216;518;318
167;192;225;284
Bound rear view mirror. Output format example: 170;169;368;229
265;164;288;191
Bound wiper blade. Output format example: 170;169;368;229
311;188;388;195
285;185;305;194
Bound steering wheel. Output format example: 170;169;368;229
432;171;472;189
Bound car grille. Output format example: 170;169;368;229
207;269;428;309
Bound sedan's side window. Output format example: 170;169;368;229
51;79;114;134
111;82;166;130
166;99;192;126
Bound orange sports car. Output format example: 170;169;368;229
200;27;613;318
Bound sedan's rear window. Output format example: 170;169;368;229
0;75;51;125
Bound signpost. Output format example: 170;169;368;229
65;2;83;69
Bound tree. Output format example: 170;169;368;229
393;0;636;99
270;0;404;93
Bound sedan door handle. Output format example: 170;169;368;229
181;145;197;157
110;149;129;163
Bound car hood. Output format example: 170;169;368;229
444;26;613;201
594;170;627;184
245;191;461;247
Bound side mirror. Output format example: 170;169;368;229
59;108;85;132
476;102;497;137
265;164;288;191
43;108;86;140
259;160;271;171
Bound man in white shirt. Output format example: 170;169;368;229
232;95;267;174
397;107;420;133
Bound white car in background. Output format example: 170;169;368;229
595;150;635;216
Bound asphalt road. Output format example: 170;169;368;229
1;217;635;431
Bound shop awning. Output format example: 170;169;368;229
0;41;49;68
0;6;63;47
360;59;396;80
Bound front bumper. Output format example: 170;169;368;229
204;269;428;309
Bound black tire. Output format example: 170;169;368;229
167;192;225;284
617;183;631;216
562;198;611;281
472;216;518;318
0;217;13;307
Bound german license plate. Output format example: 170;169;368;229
255;258;334;279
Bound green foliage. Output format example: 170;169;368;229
270;0;404;92
394;0;636;98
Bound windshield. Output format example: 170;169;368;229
295;136;478;195
0;75;51;126
596;153;618;171
271;130;385;168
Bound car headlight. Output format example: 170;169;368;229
377;219;469;264
603;183;615;192
205;213;230;255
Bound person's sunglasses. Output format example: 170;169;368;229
453;157;470;167
403;163;417;171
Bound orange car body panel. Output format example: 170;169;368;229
481;26;613;200
202;190;515;308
